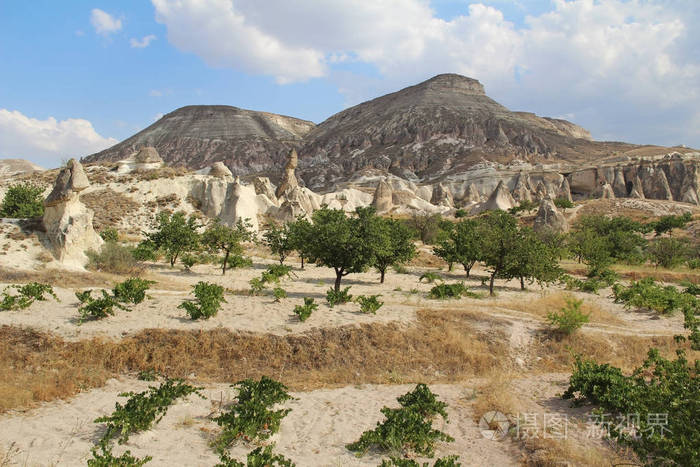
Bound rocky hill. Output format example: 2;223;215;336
83;105;315;177
0;158;44;176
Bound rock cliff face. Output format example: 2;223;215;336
84;105;315;177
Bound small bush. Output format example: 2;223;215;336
0;282;58;311
137;369;158;381
687;258;700;270
454;209;468;218
326;286;352;307
428;282;477;300
181;253;197;271
272;287;287;302
0;183;44;218
112;278;155;305
261;264;293;284
380;456;461;467
87;443;152;467
553;198;574;210
249;278;266;296
95;378;203;445
178;281;226;320
76;289;128;323
293;297;317;322
225;254;252;269
355;294;384;314
612;277;697;315
87;243;144;275
392;263;410;274
682;281;700;296
99;228;119;243
216;445;295;467
132;240;159;262
213;377;293;451
546;297;589;334
419;272;441;283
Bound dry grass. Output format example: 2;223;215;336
80;188;140;231
0;267;119;288
0;308;510;413
520;436;624;467
472;372;526;422
499;291;626;326
560;260;700;285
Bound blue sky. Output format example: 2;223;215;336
1;1;698;168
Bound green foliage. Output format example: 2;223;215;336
95;378;203;445
213;377;293;451
87;242;143;275
347;384;453;457
112;278;155;305
563;349;699;466
419;272;441;283
355;294;384;314
392;263;410;274
286;216;313;269
215;445;295;467
272;287;287;302
137;369;158;381
647;237;689;269
651;212;692;236
502;227;563;290
326;286;353;307
433;219;481;278
547;297;589;334
132;240;159;262
0;282;58;311
181;253;197;271
370;216;417;284
0;182;44;218
248;278;266;296
612;277;697;315
562;275;605;294
508;199;537;215
76;289;128;323
553;197;574;210
261;264;293;284
202;218;254;275
293;297;317;322
99;227;119;243
682;281;700;296
87;443;152;467
263;222;293;265
409;212;445;244
428;282;478;300
225;254;253;269
145;211;201;267
454;209;468;218
477;210;521;296
380;456;461;467
178;281;226;320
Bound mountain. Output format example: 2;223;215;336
0;158;44;176
83;105;315;176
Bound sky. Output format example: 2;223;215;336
1;0;698;169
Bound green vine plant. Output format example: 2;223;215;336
355;294;384;314
0;282;58;311
178;281;226;320
326;286;352;307
379;456;461;467
346;384;454;458
293;297;318;322
87;443;152;467
215;445;295;467
112;278;156;305
212;376;294;453
76;289;129;323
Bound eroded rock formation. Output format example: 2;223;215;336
533;198;569;233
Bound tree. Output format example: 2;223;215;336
647;237;689;269
652;212;692;237
0;183;44;218
372;217;416;283
503;227;562;290
145;211;200;267
263;222;292;265
553;197;574;211
409;212;443;244
477;211;521;296
287;215;313;269
508;199;537;215
306;207;375;292
202;218;254;275
433;219;482;278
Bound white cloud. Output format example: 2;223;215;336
149;89;163;97
153;113;165;122
130;34;157;48
90;9;122;36
0;109;118;163
151;0;700;146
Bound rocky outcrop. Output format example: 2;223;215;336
277;186;314;222
134;147;163;164
534;181;548;201
252;176;277;204
465;183;482;204
639;166;673;200
533;198;569;233
276;149;299;198
209;161;232;178
116;147;164;174
478;180;515;212
512;173;533;202
612;167;627;197
372;178;393;213
42;159;103;268
430;183;454;207
219;178;260;231
595;182;616;199
629;176;645;199
557;178;573;203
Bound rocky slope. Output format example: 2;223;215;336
83;105;315;177
0;158;44;176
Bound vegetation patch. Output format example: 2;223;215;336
0;282;58;311
355;294;384;314
612;277;697;315
179;281;226;320
326;286;353;307
293;297;317;322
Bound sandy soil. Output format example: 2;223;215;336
0;378;524;467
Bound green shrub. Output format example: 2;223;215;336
647;237;689;268
76;289;128;323
553;198;574;210
380;456;461;467
261;264;293;284
272;287;287;302
249;278;265;296
95;378;203;445
562;274;607;294
428;282;477;300
419;272;441;283
546;297;589;334
355;294;384;314
612;277;697;315
112;278;155;305
687;258;700;270
87;242;144;275
346;384;453;457
87;443;152;467
178;281;226;320
0;183;44;218
0;282;58;311
326;286;352;307
563;349;698;466
293;297;317;322
99;228;119;243
213;377;293;451
181;253;197;271
225;254;252;269
216;445;295;467
137;369;158;381
682;281;700;296
454;209;468;218
392;263;410;274
132;240;159;262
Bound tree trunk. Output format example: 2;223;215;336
301;256;305;269
520;276;525;290
334;271;343;293
489;271;496;296
448;262;454;272
222;250;229;275
170;254;177;267
380;268;386;284
463;261;474;278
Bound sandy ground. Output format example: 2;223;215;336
0;377;524;467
